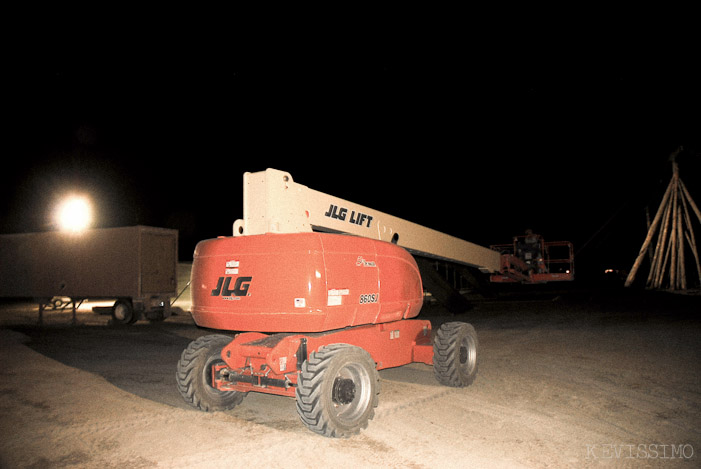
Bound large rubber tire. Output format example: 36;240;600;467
296;344;380;438
111;299;137;325
176;335;246;412
433;321;479;387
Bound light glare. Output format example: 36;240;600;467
56;196;92;232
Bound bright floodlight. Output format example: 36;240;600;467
56;195;92;232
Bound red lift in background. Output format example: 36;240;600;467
490;231;575;284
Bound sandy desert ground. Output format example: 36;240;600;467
0;279;699;468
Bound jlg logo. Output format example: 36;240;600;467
211;276;252;297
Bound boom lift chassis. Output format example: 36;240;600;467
176;169;567;437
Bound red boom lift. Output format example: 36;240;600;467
176;169;574;437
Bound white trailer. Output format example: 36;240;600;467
0;225;178;324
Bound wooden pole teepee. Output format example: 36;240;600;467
625;148;701;290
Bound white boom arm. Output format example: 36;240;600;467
233;168;501;273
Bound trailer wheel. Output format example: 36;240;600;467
296;344;379;438
111;299;136;325
176;335;245;412
433;321;478;387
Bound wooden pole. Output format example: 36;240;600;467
645;207;655;261
647;198;672;287
676;199;686;290
669;178;679;289
653;199;674;289
680;179;701;224
680;188;701;284
684;229;701;286
625;178;674;287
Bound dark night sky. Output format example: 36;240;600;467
4;23;700;279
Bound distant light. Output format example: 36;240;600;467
604;268;614;274
56;195;93;232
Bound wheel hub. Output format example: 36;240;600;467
459;345;468;364
114;305;127;321
332;377;356;405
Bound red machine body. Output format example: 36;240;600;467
191;232;424;333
